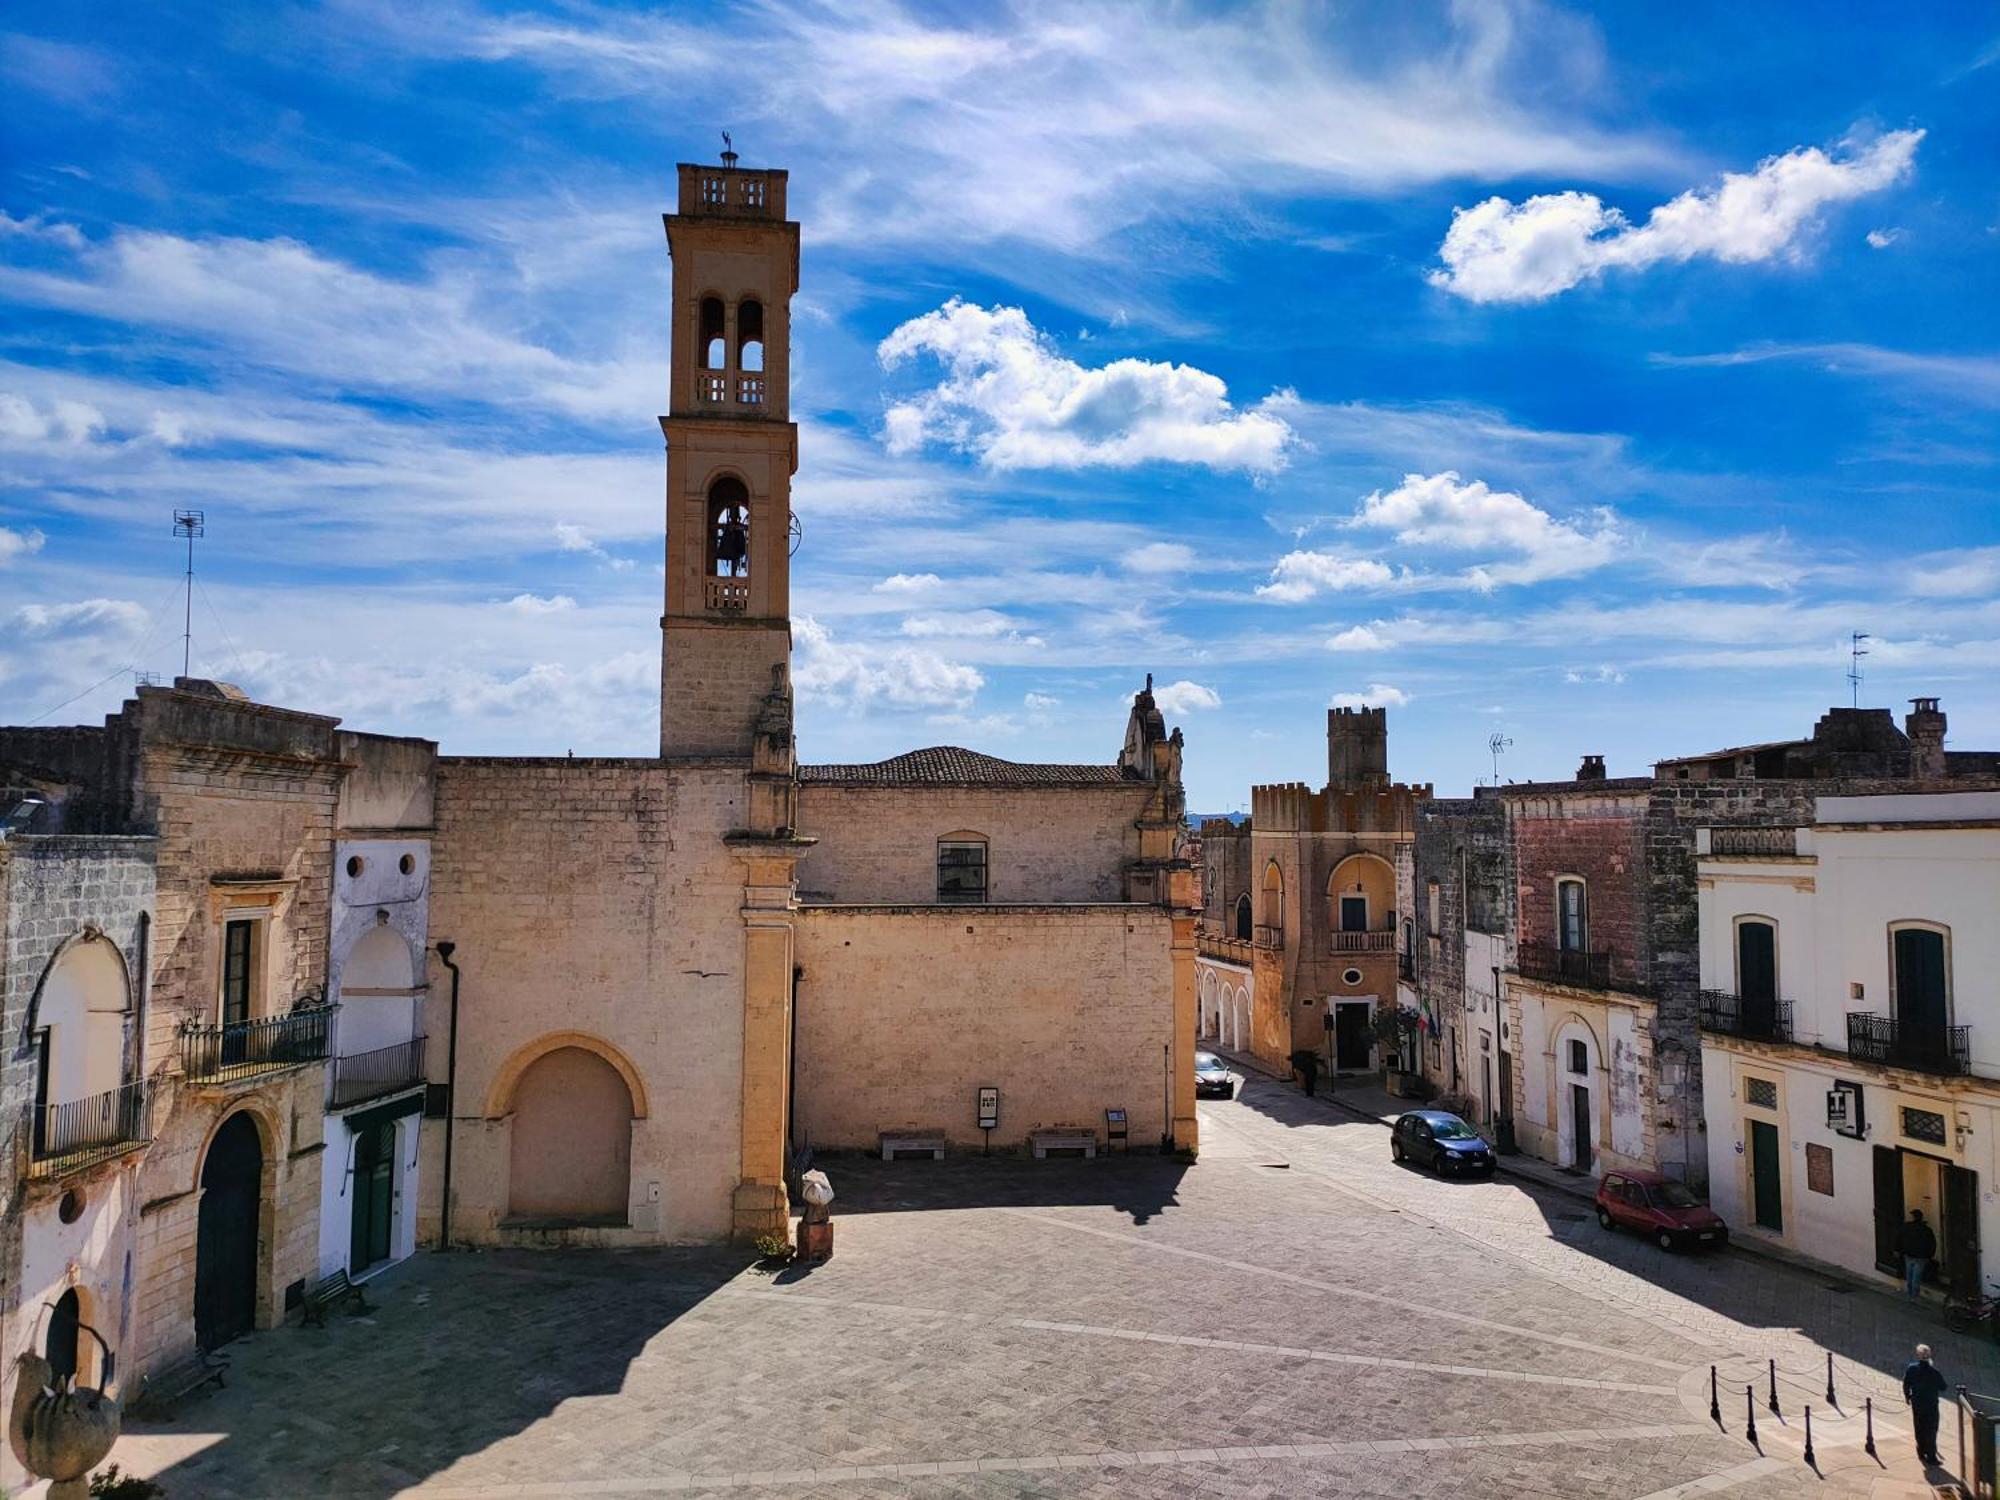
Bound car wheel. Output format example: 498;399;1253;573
1596;1206;1615;1231
1391;1139;1403;1163
1432;1151;1448;1176
1224;1084;1235;1100
1655;1229;1677;1252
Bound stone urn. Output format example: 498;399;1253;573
796;1169;834;1263
10;1345;121;1500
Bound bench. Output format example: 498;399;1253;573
301;1268;371;1328
879;1130;946;1162
131;1349;228;1416
1030;1129;1097;1160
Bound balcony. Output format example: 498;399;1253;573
181;1009;331;1085
329;1037;429;1110
1516;941;1613;991
1699;990;1794;1044
1329;930;1396;954
1846;1013;1971;1077
26;1081;149;1179
1710;827;1798;858
1197;928;1254;966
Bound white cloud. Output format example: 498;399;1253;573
1122;541;1198;574
1258;554;1402;603
504;593;577;615
879;299;1295;473
1564;665;1627;684
1023;691;1060;711
1865;227;1904;250
0;392;106;446
1652;343;2000;410
1326;625;1389;652
872;572;942;594
899;609;1042;647
1432;130;1922;303
1906;547;2000;600
1151;680;1221;715
1330;683;1410;709
792;615;983;710
1351;471;1620;585
552;522;634;570
10;598;147;638
0;525;47;566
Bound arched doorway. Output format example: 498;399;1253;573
46;1287;80;1385
196;1112;262;1349
507;1046;635;1224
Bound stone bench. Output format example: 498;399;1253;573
1030;1129;1097;1160
879;1130;946;1161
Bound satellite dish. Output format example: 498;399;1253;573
788;512;803;557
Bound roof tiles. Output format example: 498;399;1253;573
799;745;1134;788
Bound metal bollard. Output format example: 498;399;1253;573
1710;1364;1721;1426
1864;1396;1876;1459
1746;1384;1758;1447
1769;1356;1781;1416
1803;1405;1815;1467
1826;1350;1835;1406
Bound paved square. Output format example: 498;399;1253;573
113;1077;1991;1497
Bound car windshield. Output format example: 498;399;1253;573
1195;1053;1223;1071
1427;1117;1479;1140
1654;1182;1700;1209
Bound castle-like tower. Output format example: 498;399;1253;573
660;157;799;757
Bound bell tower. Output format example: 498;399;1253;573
660;153;798;757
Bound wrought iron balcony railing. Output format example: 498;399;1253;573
181;1009;331;1083
1699;990;1794;1043
330;1036;428;1109
1330;930;1397;954
1846;1013;1971;1076
27;1080;148;1176
1516;941;1613;990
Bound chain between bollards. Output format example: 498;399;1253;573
1803;1405;1815;1467
1825;1350;1836;1406
1864;1396;1876;1459
1746;1384;1758;1447
1768;1356;1781;1416
1709;1364;1721;1425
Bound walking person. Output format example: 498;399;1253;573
1900;1209;1939;1299
1903;1343;1949;1467
1296;1048;1320;1098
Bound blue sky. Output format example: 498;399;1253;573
2;2;1996;810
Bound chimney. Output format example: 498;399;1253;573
1576;754;1606;781
1906;698;1946;779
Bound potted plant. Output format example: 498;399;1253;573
1372;1007;1424;1096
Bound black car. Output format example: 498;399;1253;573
1194;1051;1235;1099
1391;1110;1495;1177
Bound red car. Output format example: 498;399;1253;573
1595;1169;1729;1251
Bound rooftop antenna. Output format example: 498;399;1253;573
1487;731;1513;787
172;509;205;678
720;131;738;169
1848;631;1870;709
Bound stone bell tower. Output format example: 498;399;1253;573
660;153;799;757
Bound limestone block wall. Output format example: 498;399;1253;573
659;620;791;758
796;785;1150;905
425;759;752;1244
794;905;1176;1150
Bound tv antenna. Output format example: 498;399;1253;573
1847;631;1870;709
1487;732;1513;786
172;509;205;678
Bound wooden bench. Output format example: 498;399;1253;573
301;1268;371;1328
131;1349;228;1416
879;1130;946;1161
1029;1129;1097;1160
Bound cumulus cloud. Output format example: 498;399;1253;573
1151;679;1221;715
1330;683;1410;709
792;615;983;710
1258;554;1402;603
1326;625;1389;652
0;525;47;566
1865;228;1904;250
504;592;577;615
0;391;106;446
1023;691;1060;711
879;299;1295;473
1121;541;1198;574
1431;130;1922;303
1564;664;1627;684
1352;471;1620;585
873;572;942;594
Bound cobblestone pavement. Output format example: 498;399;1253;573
106;1074;1994;1499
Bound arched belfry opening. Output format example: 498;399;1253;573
738;298;764;372
707;476;751;579
699;296;726;370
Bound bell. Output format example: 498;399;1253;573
714;516;749;572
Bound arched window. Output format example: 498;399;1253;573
706;476;751;578
508;1045;635;1224
1890;923;1951;1039
699;297;726;370
1233;893;1253;941
737;298;764;372
33;936;129;1156
1260;862;1284;941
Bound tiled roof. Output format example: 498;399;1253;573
800;746;1134;788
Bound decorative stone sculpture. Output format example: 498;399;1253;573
796;1168;834;1263
10;1343;121;1500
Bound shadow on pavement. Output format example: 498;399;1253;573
823;1150;1189;1225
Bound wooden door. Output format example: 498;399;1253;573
1893;928;1948;1059
349;1121;395;1272
1750;1119;1782;1231
1571;1084;1593;1172
1737;921;1777;1034
1334;1004;1370;1071
1873;1145;1905;1273
195;1112;261;1349
1945;1163;1981;1301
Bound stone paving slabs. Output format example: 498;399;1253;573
106;1073;1992;1497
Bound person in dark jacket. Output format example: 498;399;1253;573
1904;1343;1949;1466
1899;1209;1939;1299
1296;1049;1321;1098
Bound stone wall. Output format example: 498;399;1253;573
793;904;1176;1151
659;620;791;759
797;784;1150;905
425;758;753;1244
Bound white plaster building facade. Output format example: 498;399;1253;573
1698;789;2000;1296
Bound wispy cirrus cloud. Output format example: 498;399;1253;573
1651;342;2000;408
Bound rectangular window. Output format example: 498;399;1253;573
1901;1106;1948;1146
1426;881;1440;937
937;841;988;903
1744;1075;1778;1110
1340;895;1368;933
1567;1038;1589;1075
221;919;255;1026
1557;879;1587;952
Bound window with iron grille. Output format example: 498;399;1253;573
1902;1106;1948;1146
1744;1076;1778;1110
937;840;988;903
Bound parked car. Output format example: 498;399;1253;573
1390;1110;1495;1177
1596;1169;1728;1251
1194;1051;1235;1099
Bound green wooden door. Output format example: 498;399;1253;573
349;1121;395;1272
1750;1119;1783;1231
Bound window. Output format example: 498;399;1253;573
701;175;727;206
1736;919;1777;1003
1261;862;1284;939
1902;1107;1948;1146
737;298;765;373
1339;894;1368;933
221;919;256;1027
1567;1038;1589;1076
1744;1075;1778;1110
706;476;751;578
1233;894;1252;941
1890;924;1950;1036
1556;878;1587;952
739;177;765;209
937;839;988;903
698;297;726;371
1426;880;1440;936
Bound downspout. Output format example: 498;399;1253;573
1493;961;1518;1155
435;941;460;1251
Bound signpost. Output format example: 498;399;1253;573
977;1086;999;1155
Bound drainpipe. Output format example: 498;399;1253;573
435;941;461;1252
1493;962;1519;1155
